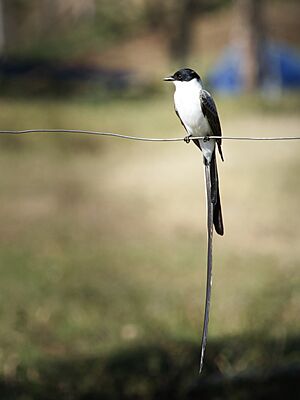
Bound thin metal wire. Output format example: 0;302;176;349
0;129;299;142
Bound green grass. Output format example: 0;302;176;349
0;94;299;398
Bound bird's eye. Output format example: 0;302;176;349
178;74;182;80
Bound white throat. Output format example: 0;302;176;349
173;77;202;92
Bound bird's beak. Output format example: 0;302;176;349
163;75;175;81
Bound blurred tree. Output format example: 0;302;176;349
0;0;4;53
0;0;144;58
0;0;97;53
165;0;195;65
41;0;96;27
145;0;231;65
233;0;265;91
1;0;33;52
0;0;233;64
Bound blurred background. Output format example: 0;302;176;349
0;0;299;399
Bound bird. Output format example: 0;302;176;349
164;67;224;373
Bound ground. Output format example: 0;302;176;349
0;93;299;398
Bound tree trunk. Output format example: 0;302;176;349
233;0;265;91
0;0;5;53
167;0;195;65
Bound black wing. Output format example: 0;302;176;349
175;107;187;133
200;90;224;161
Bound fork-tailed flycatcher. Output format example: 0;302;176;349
164;68;224;373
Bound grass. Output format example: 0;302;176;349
0;93;299;399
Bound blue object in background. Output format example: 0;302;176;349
208;42;300;93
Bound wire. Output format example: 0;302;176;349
0;129;182;142
0;129;299;142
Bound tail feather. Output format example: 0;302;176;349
200;152;224;373
209;153;224;236
200;162;214;373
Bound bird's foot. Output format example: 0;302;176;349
203;135;210;142
184;134;192;144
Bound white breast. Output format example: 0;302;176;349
174;79;215;162
174;79;211;136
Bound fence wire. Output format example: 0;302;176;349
0;129;300;142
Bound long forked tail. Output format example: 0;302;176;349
199;161;214;373
199;153;223;373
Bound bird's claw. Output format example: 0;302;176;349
184;134;192;144
203;135;210;142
